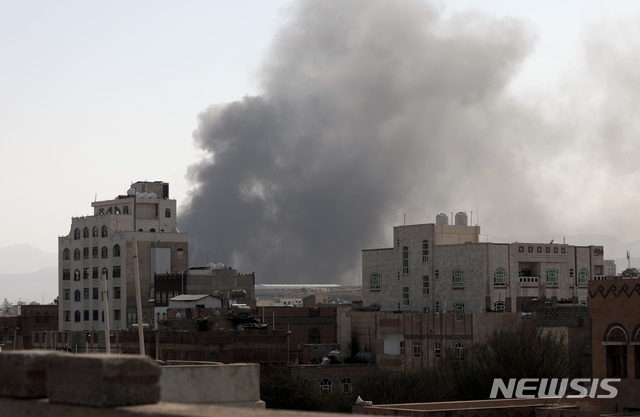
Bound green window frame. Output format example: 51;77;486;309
370;273;380;290
452;269;464;288
546;269;559;287
578;268;589;286
494;268;506;287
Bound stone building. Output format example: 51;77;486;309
58;181;189;332
362;213;612;314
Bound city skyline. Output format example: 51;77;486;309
3;1;640;291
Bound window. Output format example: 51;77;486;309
435;301;440;312
452;269;464;288
423;275;430;295
422;240;429;262
400;341;404;355
63;269;70;280
494;268;506;287
101;225;108;237
93;288;99;300
370;273;380;290
435;270;439;280
84;310;89;321
74;249;80;260
74;290;81;302
92;246;98;258
494;301;506;312
546;269;559;287
177;248;184;260
114;310;121;321
320;378;332;396
74;269;80;281
92;226;98;237
63;248;70;260
402;246;409;273
93;267;98;279
165;208;171;218
607;346;627;378
113;266;121;278
74;310;81;322
101;246;108;259
93;310;99;321
454;302;465;314
454;342;465;359
309;328;321;344
43;312;49;323
402;286;410;308
113;245;120;257
106;206;112;214
74;228;80;240
123;206;129;214
83;288;89;300
341;377;353;397
64;310;70;322
569;268;574;278
83;268;89;279
114;287;121;299
578;268;589;286
434;341;442;358
413;341;421;358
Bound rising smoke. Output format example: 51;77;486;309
180;1;582;284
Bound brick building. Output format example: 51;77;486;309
588;278;640;412
0;305;60;350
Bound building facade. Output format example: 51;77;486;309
58;181;189;332
362;214;611;314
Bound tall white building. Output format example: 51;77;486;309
58;181;189;332
362;213;612;314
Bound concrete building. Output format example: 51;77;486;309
58;181;189;333
187;264;256;306
362;214;612;314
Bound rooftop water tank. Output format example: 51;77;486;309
455;212;468;226
436;213;448;225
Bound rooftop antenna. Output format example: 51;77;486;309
404;213;406;226
628;250;631;269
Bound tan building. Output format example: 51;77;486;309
58;181;189;332
362;213;612;314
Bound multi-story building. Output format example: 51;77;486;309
58;181;188;332
362;213;612;314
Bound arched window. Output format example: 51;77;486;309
74;310;81;322
494;268;506;287
454;342;465;359
74;249;81;260
150;228;156;232
452;269;464;288
83;227;89;238
494;301;506;312
578;268;589;286
114;207;121;214
63;248;70;261
434;341;442;358
113;245;120;257
101;246;108;259
162;292;167;302
402;246;409;273
341;377;353;396
74;228;80;240
165;208;171;218
101;225;108;237
74;290;81;301
413;341;421;358
92;226;98;237
309;328;321;344
74;269;80;281
320;378;332;396
604;324;629;343
168;291;173;300
156;292;161;302
400;340;404;355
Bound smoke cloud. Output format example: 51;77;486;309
180;1;637;283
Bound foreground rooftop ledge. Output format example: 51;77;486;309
0;398;347;417
354;397;576;411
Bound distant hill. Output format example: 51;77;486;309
0;244;57;274
0;266;58;304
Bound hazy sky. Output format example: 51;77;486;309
3;1;640;284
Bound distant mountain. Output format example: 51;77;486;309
0;266;58;304
0;244;57;274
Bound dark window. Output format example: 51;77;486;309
101;225;108;238
114;310;121;321
74;310;81;322
93;288;99;300
114;287;121;299
74;269;80;281
83;227;89;238
607;345;628;378
92;246;98;258
74;228;80;240
84;310;89;321
63;248;70;260
101;246;108;259
165;208;171;218
83;268;89;280
35;313;41;323
113;266;121;278
93;310;99;321
74;290;80;302
113;245;120;257
83;247;89;259
93;267;98;279
74;249;81;260
309;328;321;344
63;269;70;280
83;288;89;300
43;312;49;323
123;206;129;214
92;226;98;237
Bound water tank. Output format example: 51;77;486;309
436;213;448;225
232;305;251;315
212;290;224;299
355;352;376;364
231;289;246;299
454;212;468;226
